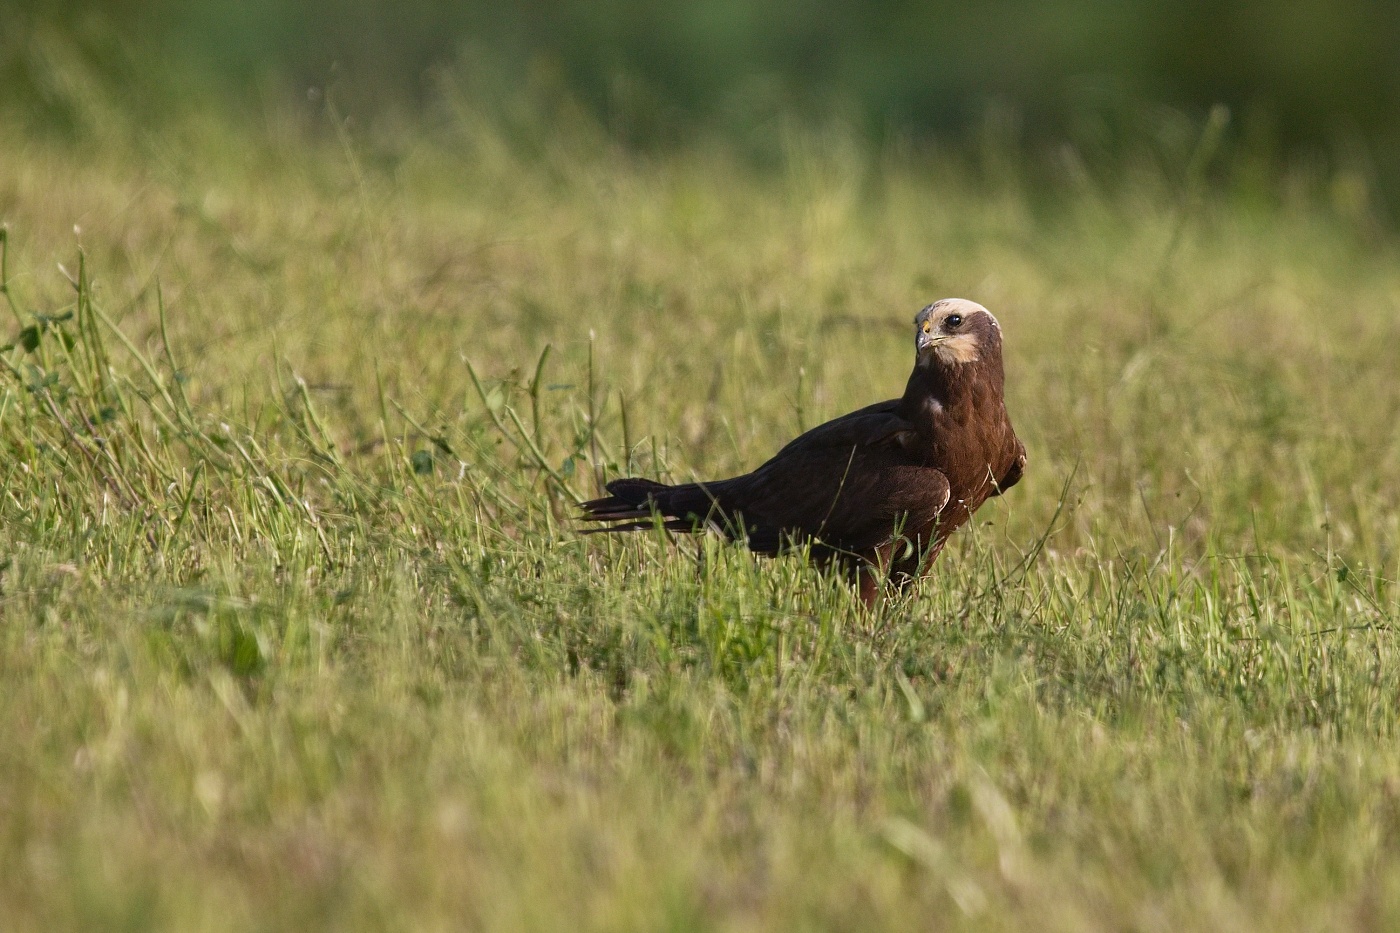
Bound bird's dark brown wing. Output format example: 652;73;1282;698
764;399;918;458
719;401;951;555
580;399;950;557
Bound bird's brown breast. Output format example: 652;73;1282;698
910;370;1020;534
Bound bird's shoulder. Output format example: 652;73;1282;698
765;399;916;461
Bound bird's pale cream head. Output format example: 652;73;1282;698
914;298;996;366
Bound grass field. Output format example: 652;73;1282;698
3;99;1400;931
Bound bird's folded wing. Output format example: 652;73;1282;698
735;424;951;555
764;399;916;460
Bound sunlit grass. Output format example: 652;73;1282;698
2;97;1400;932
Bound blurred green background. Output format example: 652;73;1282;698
4;0;1400;215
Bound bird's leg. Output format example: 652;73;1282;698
917;536;949;576
856;566;881;609
854;545;899;611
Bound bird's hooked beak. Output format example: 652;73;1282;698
917;329;944;353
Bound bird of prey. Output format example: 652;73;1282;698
580;299;1026;606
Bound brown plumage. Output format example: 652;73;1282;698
580;298;1026;606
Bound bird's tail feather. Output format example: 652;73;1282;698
579;477;727;532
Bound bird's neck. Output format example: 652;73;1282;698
902;358;990;409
